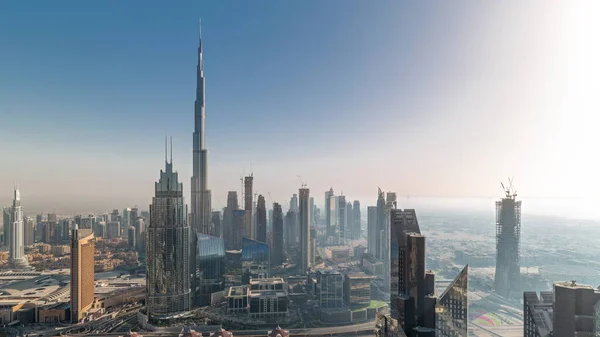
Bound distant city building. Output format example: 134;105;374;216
122;207;132;237
8;188;29;269
146;150;191;320
345;201;352;241
3;207;11;245
128;226;136;249
107;221;121;239
271;203;284;267
376;188;385;259
290;193;298;213
70;227;95;323
223;191;240;250
494;183;522;298
211;211;221;237
256;195;267;243
284;209;297;246
244;175;254;239
23;215;35;246
352;200;361;240
309;197;315;226
299;188;311;273
337;195;346;244
230;209;246;250
325;188;335;238
195;233;225;306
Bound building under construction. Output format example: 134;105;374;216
494;178;522;298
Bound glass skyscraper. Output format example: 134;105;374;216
195;233;225;306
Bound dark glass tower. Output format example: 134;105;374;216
147;147;191;320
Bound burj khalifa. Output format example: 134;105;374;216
191;22;212;235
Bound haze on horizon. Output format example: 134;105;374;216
1;1;599;215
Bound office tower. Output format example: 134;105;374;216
195;233;225;306
23;216;34;246
41;222;52;243
367;207;377;255
122;208;132;237
256;195;267;243
554;281;600;337
337;195;346;243
243;175;254;239
95;222;106;238
271;203;284;266
310;227;316;265
316;270;344;308
8;188;29;269
325;188;334;237
147;149;191;320
231;209;246;250
130;207;138;225
494;183;522;298
223;191;239;250
110;209;119;222
523;291;553;337
2;207;10;245
346;202;352;241
436;265;468;336
128;226;136;249
298;188;311;273
107;221;121;239
61;219;71;241
309;197;315;226
290;194;298;212
135;218;145;252
70;226;94;323
352;200;361;240
211;211;221;237
284;210;297;246
47;213;57;224
241;237;270;280
191;23;212;235
376;188;385;259
267;209;273;234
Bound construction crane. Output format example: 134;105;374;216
501;177;518;199
297;174;307;188
267;192;274;204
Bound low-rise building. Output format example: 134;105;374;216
344;272;375;307
248;278;288;318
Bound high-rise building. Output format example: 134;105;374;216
191;22;212;236
244;175;254;239
70;227;95;323
337;195;346;244
309;197;315;226
230;209;246;250
554;281;600;337
352;200;361;240
23;216;34;246
345;202;352;241
325;188;334;237
128;226;136;249
256;195;267;243
107;221;121;239
284;209;297;247
494;184;521;298
110;209;119;222
376;188;385;259
223;191;239;250
195;233;225;306
436;265;468;336
130;207;138;225
8;188;29;269
211;211;221;237
315;270;344;308
290;194;298;212
47;213;57;224
122;208;132;237
135;218;146;253
523;291;553;337
147;150;191;320
2;207;10;245
241;237;270;280
310;227;316;266
298;188;311;273
367;206;377;255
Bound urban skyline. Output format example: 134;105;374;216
2;1;599;216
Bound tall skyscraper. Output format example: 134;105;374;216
346;201;352;241
147;150;191;320
191;22;212;235
256;195;267;243
375;188;385;259
494;183;521;298
290;194;298;212
244;175;254;239
122;208;132;237
523;291;553;337
223;191;239;250
70;226;95;323
553;281;600;337
3;207;10;245
23;215;34;246
337;195;346;244
325;188;334;237
284;210;297;246
436;265;469;336
271;203;284;266
309;197;315;226
367;206;377;255
211;211;221;237
352;200;361;240
298;188;311;273
8;188;29;269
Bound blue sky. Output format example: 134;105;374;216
1;1;599;214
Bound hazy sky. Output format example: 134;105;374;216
1;1;599;214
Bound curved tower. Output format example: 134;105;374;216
191;21;212;235
147;145;191;320
9;187;29;269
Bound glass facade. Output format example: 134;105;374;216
316;270;344;309
195;233;225;306
436;265;468;337
242;237;270;280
